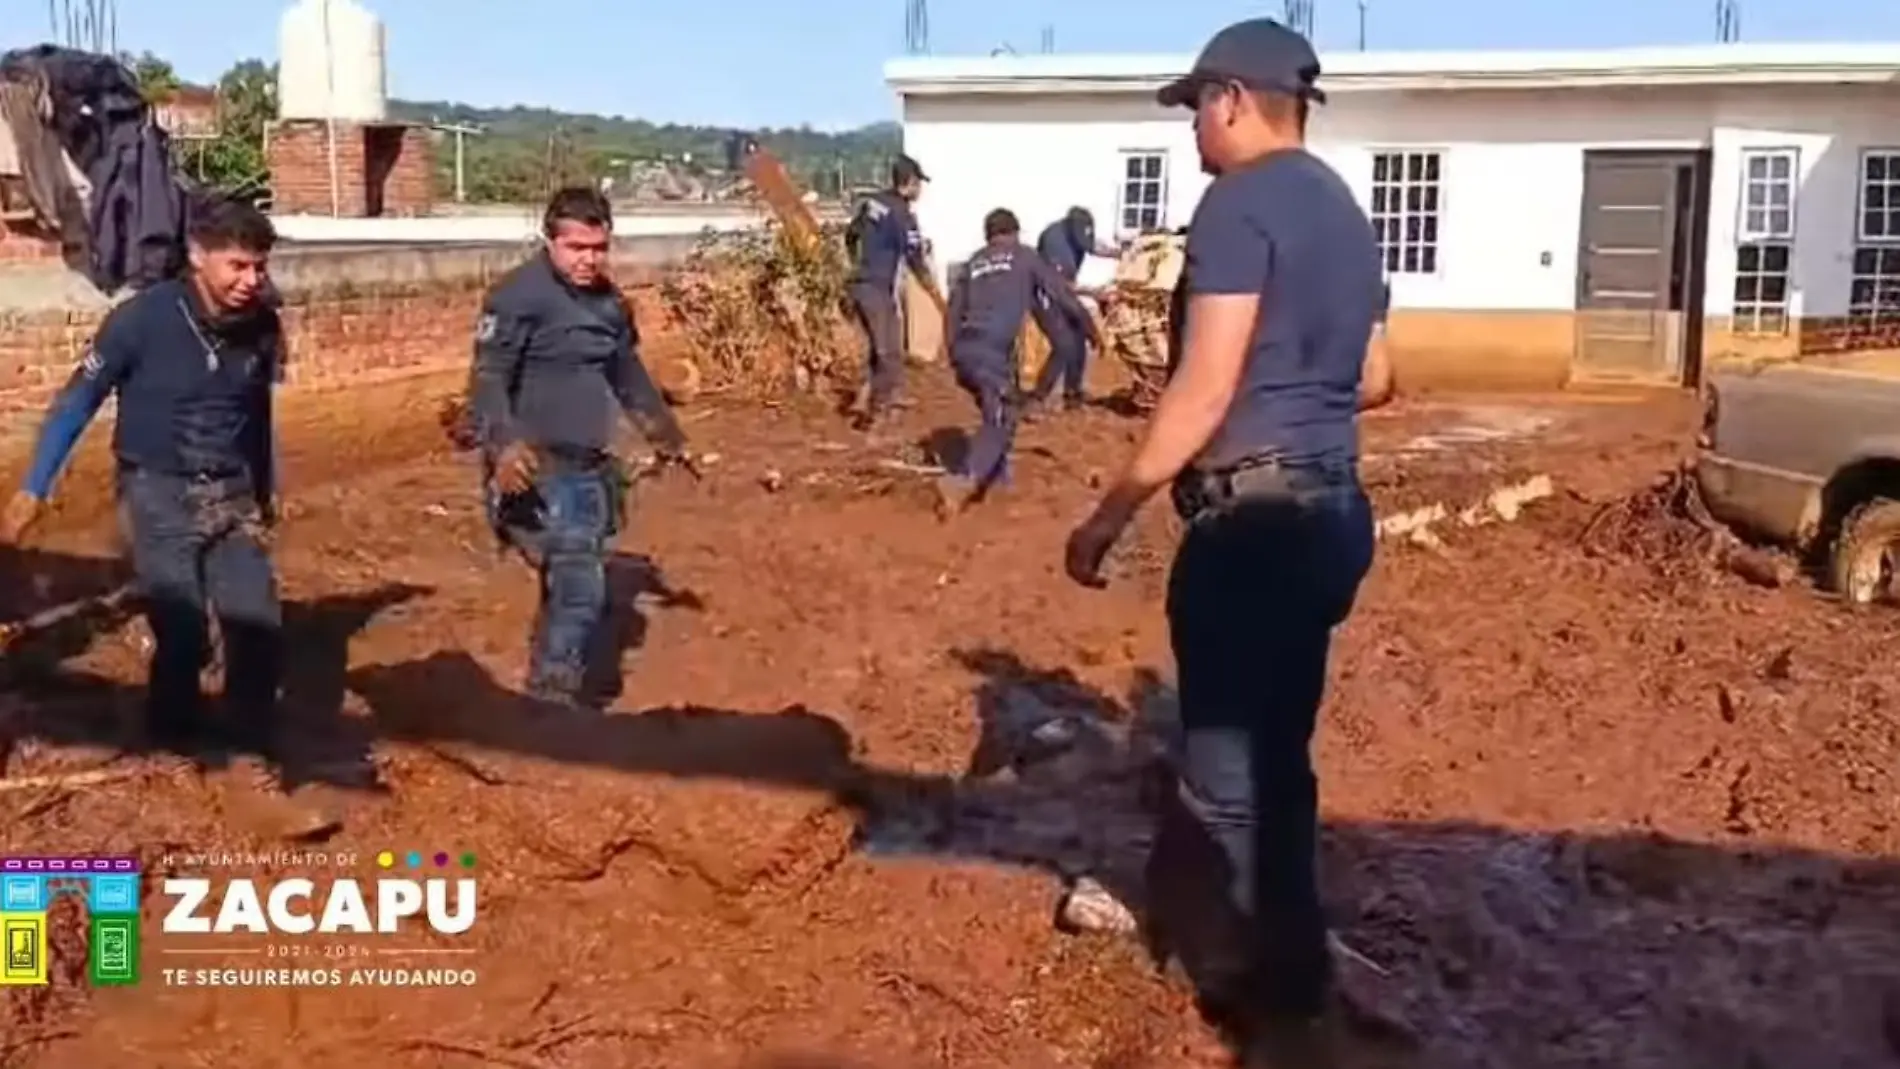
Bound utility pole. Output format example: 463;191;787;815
432;119;483;203
1039;25;1055;53
905;0;929;55
1357;0;1369;49
1715;0;1740;42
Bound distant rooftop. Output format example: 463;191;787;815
886;41;1900;95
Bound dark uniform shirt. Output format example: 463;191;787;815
847;190;929;290
467;253;683;455
24;278;280;503
1035;218;1087;281
1173;149;1382;468
945;239;1091;352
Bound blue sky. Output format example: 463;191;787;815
9;0;1900;129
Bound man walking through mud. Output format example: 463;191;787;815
0;197;332;836
844;155;944;433
1062;18;1393;1066
467;186;692;708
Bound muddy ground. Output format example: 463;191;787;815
2;375;1898;1068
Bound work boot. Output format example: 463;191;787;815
218;752;342;840
934;474;974;521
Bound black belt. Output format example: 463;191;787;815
1170;454;1353;521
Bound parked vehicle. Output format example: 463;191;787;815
1695;356;1900;604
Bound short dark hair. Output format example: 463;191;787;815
187;195;276;254
543;186;613;236
983;208;1020;240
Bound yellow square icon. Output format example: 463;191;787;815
1;914;48;985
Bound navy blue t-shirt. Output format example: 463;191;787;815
1176;149;1382;468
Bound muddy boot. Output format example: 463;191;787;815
934;474;974;522
218;754;342;841
845;383;872;423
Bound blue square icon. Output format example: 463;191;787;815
2;874;43;911
89;874;138;912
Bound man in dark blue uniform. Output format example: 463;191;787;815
467;187;691;708
1062;19;1393;1064
937;208;1099;519
0;197;330;829
844;155;943;431
1027;206;1120;410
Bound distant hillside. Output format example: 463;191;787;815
385;99;902;202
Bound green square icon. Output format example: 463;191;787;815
89;915;138;986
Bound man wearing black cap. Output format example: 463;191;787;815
1061;17;1392;1062
844;155;943;431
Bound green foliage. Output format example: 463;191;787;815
124;51;179;103
389;99;901;203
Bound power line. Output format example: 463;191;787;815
1715;0;1741;42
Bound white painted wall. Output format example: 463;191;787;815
271;210;766;244
901;83;1900;319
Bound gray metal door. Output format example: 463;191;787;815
1575;155;1684;382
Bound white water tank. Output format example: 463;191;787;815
277;0;388;122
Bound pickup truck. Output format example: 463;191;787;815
1695;357;1900;605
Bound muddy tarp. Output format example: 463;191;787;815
0;45;187;294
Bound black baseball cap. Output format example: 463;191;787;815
892;154;929;185
1157;18;1326;109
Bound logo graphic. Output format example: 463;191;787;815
1;856;141;986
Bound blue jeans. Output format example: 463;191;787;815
118;469;281;753
503;464;618;698
1156;461;1374;1015
1030;304;1088;402
951;346;1019;491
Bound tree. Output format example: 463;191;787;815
196;59;276;198
124;51;179;104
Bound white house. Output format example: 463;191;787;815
886;43;1900;389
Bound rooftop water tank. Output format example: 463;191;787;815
277;0;388;122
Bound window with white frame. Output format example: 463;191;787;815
1732;148;1797;335
1851;150;1900;331
1370;150;1442;275
1116;151;1168;235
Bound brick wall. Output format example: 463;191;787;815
0;244;676;433
268;120;436;218
0;222;59;265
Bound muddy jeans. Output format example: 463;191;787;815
849;282;904;415
502;458;620;699
118;468;281;755
1157;460;1374;1016
951;344;1020;491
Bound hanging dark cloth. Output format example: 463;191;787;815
0;44;189;294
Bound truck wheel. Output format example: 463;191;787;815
1830;497;1900;605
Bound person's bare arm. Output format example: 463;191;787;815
1360;324;1394;410
1093;293;1256;522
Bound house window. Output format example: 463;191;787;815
1851;150;1900;333
1733;148;1797;335
1117;151;1168;234
1369;150;1441;275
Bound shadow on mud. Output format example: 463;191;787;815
332;643;1900;1067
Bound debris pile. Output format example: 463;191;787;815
658;223;856;399
1099;232;1184;410
1581;465;1797;589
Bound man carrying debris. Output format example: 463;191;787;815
1063;19;1392;1065
1028;206;1120;411
936;208;1100;519
467;186;691;707
844;154;943;432
0;197;331;834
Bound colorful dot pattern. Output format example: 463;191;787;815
375;850;477;870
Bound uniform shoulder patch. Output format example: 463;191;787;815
79;346;105;378
475;314;498;343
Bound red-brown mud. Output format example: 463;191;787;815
3;378;1896;1068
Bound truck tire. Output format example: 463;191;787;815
1830;497;1900;605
